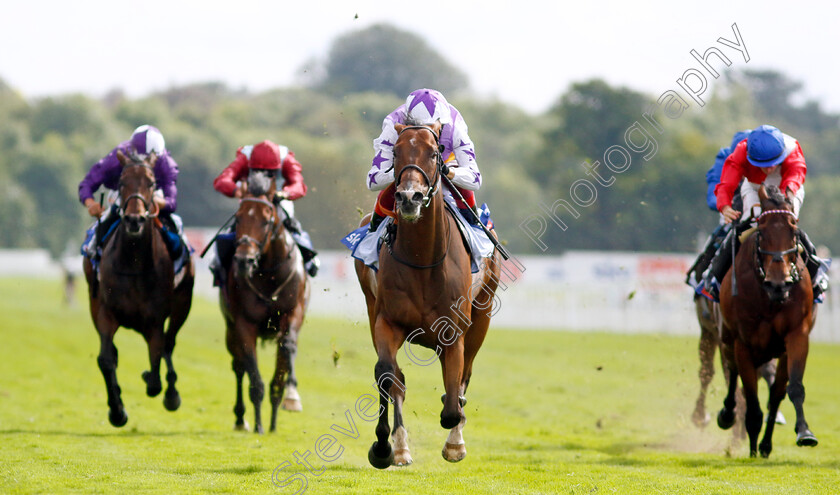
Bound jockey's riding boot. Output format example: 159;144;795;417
93;207;120;259
703;228;736;301
798;229;829;300
368;212;386;232
686;225;727;287
305;256;320;277
283;215;302;235
458;207;481;226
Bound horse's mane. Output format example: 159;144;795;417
763;185;791;209
247;170;274;197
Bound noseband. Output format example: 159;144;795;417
394;125;444;208
235;197;280;254
754;209;801;283
118;161;158;220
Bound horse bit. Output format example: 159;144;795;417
754;209;801;283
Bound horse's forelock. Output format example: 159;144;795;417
247;170;274;197
763;185;790;210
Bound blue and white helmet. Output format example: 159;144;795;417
130;125;166;157
405;89;452;125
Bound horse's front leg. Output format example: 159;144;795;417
717;339;739;431
440;338;465;430
759;354;789;457
161;325;181;412
270;326;302;434
141;324;165;398
368;317;405;469
95;310;127;427
734;340;762;457
786;329;818;448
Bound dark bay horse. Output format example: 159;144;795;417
355;122;502;468
83;150;195;427
691;281;781;437
717;185;818;457
220;173;309;434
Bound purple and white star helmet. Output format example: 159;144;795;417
129;125;166;158
405;89;452;125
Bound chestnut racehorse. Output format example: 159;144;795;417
717;185;818;457
355;122;502;468
220;173;309;434
83;150;195;427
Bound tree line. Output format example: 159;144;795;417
2;24;840;259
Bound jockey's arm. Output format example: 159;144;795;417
279;152;307;201
214;153;249;197
368;121;398;191
446;122;481;191
157;155;179;214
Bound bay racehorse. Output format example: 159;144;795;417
83;150;195;427
355;122;502;468
220;172;309;434
717;185;818;457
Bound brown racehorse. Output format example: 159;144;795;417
220;173;309;434
717;185;818;457
83;150;195;427
355;122;502;468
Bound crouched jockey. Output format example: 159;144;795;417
696;125;830;303
341;88;497;272
79;125;191;270
209;140;319;286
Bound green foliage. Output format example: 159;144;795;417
2;278;840;493
319;23;469;98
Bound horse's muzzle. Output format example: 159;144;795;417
762;279;794;302
395;189;424;221
233;254;258;278
124;214;145;236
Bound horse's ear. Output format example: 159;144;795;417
148;151;157;167
785;187;796;207
116;149;127;166
394;123;406;134
430;121;442;136
758;184;768;202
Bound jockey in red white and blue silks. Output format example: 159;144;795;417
367;88;481;219
714;124;806;223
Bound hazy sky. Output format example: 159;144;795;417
3;1;838;114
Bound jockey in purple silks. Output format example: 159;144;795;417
366;88;483;231
79;125;186;260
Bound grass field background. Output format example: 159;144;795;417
1;278;839;494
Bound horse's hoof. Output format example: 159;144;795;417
393;448;413;466
692;409;711;428
796;430;818;447
368;441;394;469
281;398;302;412
163;390;181;411
109;408;128;427
717;408;736;430
254;424;264;435
142;371;162;397
759;445;772;458
775;411;786;425
442;442;467;462
234;420;250;432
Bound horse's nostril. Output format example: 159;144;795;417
412;191;423;203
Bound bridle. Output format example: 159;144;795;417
235;197;298;303
393;125;444;208
118;160;158;221
753;209;801;283
387;124;452;269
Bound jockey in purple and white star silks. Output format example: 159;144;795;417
366;89;481;226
